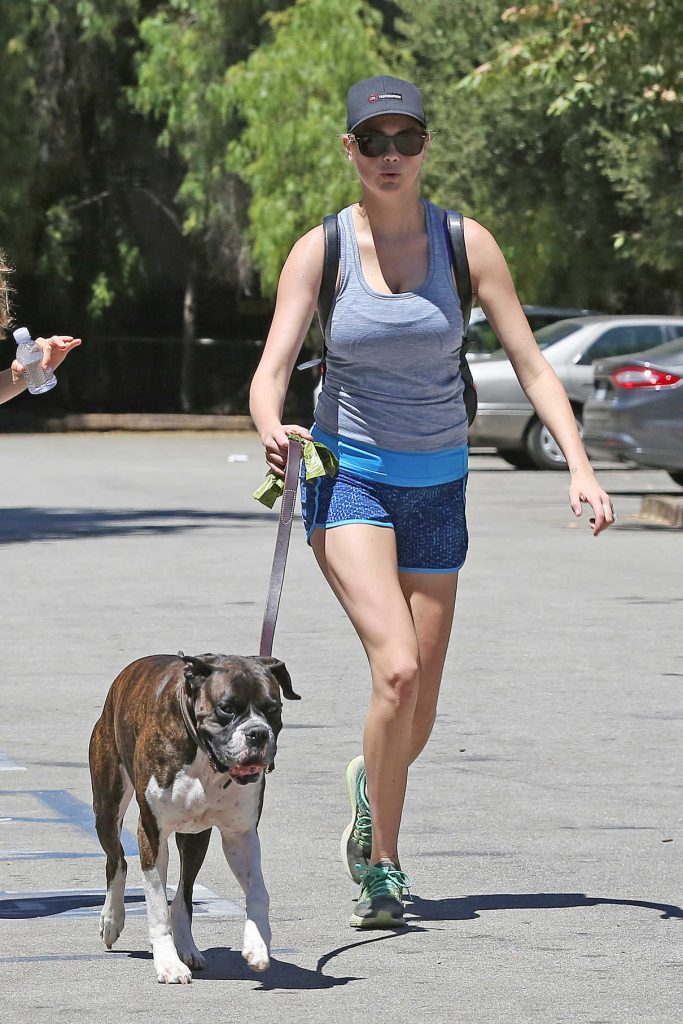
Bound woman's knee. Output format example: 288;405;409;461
372;656;420;713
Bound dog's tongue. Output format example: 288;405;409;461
229;763;263;778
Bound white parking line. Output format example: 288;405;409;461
0;753;27;772
0;884;242;919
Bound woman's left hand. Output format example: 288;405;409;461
11;334;82;382
569;467;615;536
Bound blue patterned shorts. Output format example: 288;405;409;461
300;467;468;574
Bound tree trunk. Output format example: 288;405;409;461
179;259;197;413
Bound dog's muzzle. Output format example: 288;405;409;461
205;721;276;785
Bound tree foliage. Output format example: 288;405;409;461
0;0;152;326
467;2;683;281
223;0;405;293
2;0;682;357
132;1;292;292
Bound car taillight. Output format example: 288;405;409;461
610;365;681;389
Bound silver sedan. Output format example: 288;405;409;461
468;315;683;469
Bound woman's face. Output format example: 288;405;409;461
343;114;430;197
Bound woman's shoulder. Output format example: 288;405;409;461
288;223;324;264
284;203;355;280
462;216;495;246
425;199;497;261
424;199;491;241
278;223;326;295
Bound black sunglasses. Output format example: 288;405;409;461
350;130;430;158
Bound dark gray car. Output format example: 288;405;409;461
469;315;683;470
583;335;683;487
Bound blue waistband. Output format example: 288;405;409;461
311;424;468;486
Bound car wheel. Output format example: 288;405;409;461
498;449;534;469
668;470;683;488
525;415;583;471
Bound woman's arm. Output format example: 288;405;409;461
0;367;27;404
465;218;614;536
250;226;325;476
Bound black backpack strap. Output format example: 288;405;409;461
444;210;472;335
444;209;477;426
318;214;340;341
297;214;339;373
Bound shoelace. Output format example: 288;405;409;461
352;770;373;848
352;806;373;848
357;863;412;901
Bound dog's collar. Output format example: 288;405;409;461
176;681;232;788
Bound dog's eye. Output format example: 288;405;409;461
215;705;234;723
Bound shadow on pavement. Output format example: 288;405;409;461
158;932;409;989
0;507;277;544
181;945;358;988
407;891;683;922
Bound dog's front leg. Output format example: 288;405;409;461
138;805;192;985
221;827;271;971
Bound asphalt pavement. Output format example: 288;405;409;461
0;432;681;1023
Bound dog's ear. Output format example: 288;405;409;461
181;654;214;691
252;657;301;700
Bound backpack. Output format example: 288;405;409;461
298;208;477;426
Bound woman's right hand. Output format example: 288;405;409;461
11;334;82;382
262;423;314;477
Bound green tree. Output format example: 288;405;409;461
465;1;683;306
223;0;405;294
133;1;292;284
132;0;294;407
0;3;39;272
0;1;153;326
393;1;641;308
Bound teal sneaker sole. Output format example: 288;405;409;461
341;754;371;884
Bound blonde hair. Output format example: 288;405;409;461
0;248;12;341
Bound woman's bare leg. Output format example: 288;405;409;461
311;525;457;865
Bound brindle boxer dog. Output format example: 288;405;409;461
89;651;299;984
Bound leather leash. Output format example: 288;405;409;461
259;438;303;657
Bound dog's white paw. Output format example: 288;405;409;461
242;922;270;972
154;955;193;985
99;907;125;949
242;947;270;972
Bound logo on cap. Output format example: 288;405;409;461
368;92;403;103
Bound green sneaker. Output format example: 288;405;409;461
349;859;411;929
341;755;372;883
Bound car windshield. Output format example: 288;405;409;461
636;335;683;361
487;319;583;360
535;320;584;349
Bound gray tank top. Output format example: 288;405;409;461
313;198;467;452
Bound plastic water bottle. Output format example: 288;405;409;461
13;327;57;394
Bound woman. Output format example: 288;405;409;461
0;249;81;404
249;75;614;930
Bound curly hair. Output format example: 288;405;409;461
0;248;13;341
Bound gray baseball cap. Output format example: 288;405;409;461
346;75;427;133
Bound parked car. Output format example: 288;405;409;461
583;335;683;487
467;305;601;361
468;316;683;470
